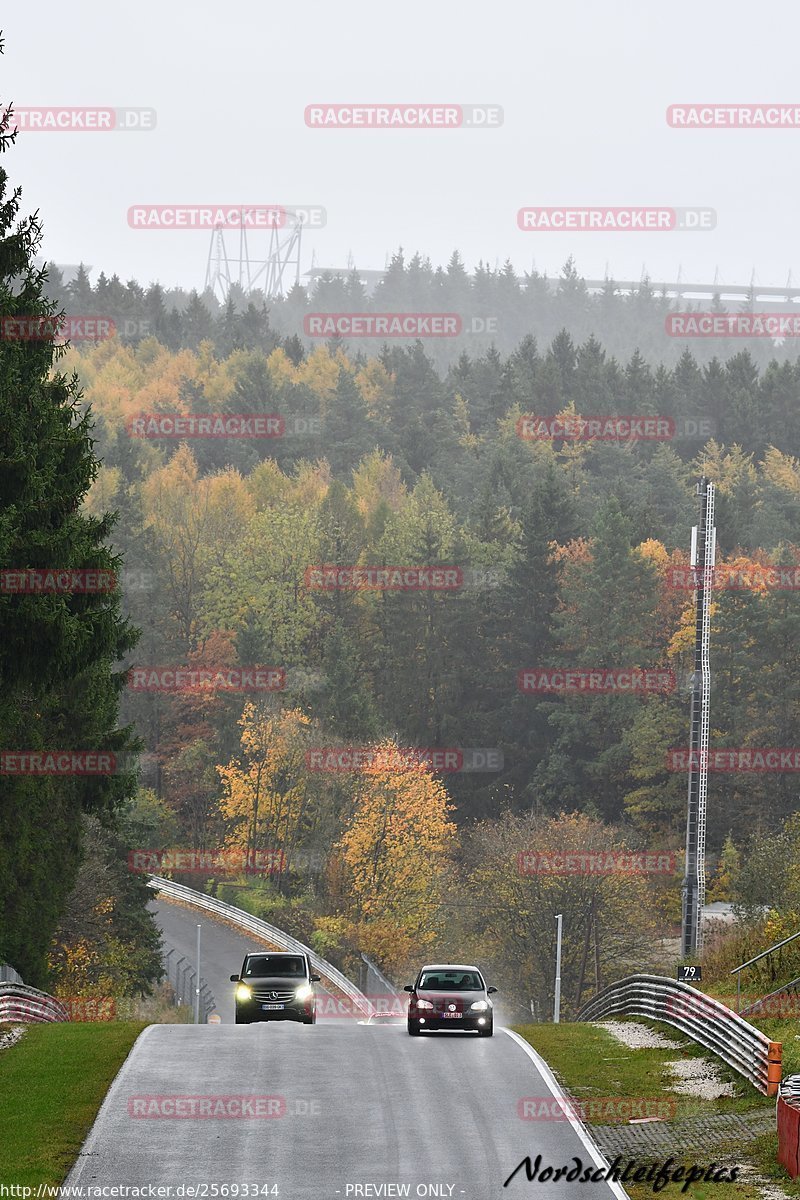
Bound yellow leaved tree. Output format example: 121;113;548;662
335;741;458;968
218;703;336;880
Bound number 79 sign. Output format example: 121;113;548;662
677;965;701;982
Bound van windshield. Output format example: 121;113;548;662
244;955;306;977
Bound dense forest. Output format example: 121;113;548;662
52;308;800;1012
6;196;800;1011
40;251;800;372
68;325;800;852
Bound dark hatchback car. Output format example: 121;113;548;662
405;963;496;1037
231;952;320;1024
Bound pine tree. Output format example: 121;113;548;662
324;367;377;476
183;290;214;349
543;497;662;819
0;66;141;983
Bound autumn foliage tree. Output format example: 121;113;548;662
457;811;664;1019
335;742;457;972
219;703;340;886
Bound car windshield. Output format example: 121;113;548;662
244;955;306;977
419;971;483;990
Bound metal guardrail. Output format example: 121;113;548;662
577;973;782;1095
730;929;800;1012
148;876;373;1016
360;952;399;996
0;983;70;1024
741;975;800;1018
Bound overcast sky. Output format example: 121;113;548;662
2;2;797;293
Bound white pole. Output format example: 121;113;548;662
194;924;202;1024
554;914;563;1024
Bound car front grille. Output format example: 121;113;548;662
249;988;299;1003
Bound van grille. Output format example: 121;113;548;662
250;988;299;1002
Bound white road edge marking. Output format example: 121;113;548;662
502;1028;631;1199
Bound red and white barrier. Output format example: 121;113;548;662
0;983;70;1023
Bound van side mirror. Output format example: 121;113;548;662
487;986;497;995
403;984;414;992
310;974;321;982
230;974;239;982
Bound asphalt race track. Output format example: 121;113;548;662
66;1022;627;1198
69;900;628;1198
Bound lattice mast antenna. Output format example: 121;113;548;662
681;477;716;958
204;210;305;303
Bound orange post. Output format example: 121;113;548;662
768;1041;783;1097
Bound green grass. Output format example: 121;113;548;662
513;1018;800;1199
514;1019;764;1122
0;1021;146;1187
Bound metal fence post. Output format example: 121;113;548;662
554;914;563;1024
194;924;202;1024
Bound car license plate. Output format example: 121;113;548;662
261;1003;284;1010
442;1012;462;1019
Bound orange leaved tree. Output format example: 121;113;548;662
335;741;458;969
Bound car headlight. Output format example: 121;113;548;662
470;1000;488;1011
415;999;433;1010
236;984;252;1001
295;984;314;1002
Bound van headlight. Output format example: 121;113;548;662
470;1000;488;1011
295;984;314;1002
236;984;252;1001
415;999;433;1010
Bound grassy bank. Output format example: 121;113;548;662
0;1022;146;1187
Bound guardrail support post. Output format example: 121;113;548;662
194;924;202;1024
554;913;563;1024
768;1042;783;1097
